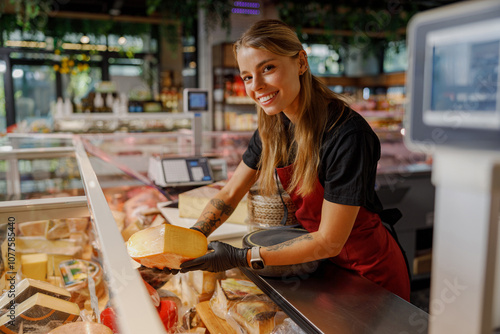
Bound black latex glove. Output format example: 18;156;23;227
180;241;249;273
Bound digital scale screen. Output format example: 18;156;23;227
187;91;209;112
161;157;213;186
423;18;500;129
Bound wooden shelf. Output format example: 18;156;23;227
318;72;406;87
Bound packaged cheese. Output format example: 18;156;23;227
126;224;207;270
178;181;248;224
0;293;79;333
46;220;71;240
228;299;281;334
188;271;225;295
21;253;48;281
0;278;71;311
209;278;264;319
121;219;144;242
1;237;82;275
18;220;49;237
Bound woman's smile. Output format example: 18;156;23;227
237;46;302;121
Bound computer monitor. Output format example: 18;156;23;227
405;0;500;152
183;89;210;113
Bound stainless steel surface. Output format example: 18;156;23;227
243;261;428;334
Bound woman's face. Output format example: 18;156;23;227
237;46;306;122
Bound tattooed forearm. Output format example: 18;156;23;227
265;234;314;252
193;211;221;236
210;198;235;216
192;198;234;236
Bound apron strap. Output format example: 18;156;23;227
380;208;412;282
275;169;289;226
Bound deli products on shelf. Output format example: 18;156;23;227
0;278;71;312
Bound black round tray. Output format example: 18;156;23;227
243;228;321;278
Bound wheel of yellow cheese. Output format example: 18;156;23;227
48;321;113;334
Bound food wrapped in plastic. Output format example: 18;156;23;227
271;318;307;334
123;187;167;227
209;278;265;320
59;259;106;309
0;292;80;334
226;295;286;334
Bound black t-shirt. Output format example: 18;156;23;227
242;105;383;213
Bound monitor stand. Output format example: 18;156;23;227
430;147;500;333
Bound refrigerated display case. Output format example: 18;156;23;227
0;132;431;334
0;134;168;334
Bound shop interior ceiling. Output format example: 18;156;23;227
36;0;466;19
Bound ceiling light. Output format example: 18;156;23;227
80;35;90;44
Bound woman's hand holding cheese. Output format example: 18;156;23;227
180;241;249;273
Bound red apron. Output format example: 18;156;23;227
276;164;411;302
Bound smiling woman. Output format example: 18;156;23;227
236;47;303;121
178;19;411;302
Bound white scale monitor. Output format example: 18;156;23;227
406;0;500;151
162;157;213;186
149;156;214;187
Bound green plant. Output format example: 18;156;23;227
273;0;427;57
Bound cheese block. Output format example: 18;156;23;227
21;253;48;281
121;219;144;242
46;220;71;240
65;218;89;233
189;271;225;295
178;181;248;224
0;293;79;333
2;237;82;277
126;224;207;270
48;321;113;334
210;278;264;319
0;278;71;311
18;221;49;237
229;300;280;334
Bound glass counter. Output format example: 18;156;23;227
0;134;168;334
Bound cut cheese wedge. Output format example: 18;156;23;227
21;253;48;281
126;224;207;270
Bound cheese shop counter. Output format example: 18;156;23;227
242;261;429;334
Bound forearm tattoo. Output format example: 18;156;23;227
210;198;235;216
265;234;314;252
193;198;235;236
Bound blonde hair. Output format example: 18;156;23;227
234;19;348;197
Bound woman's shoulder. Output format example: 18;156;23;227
325;103;373;136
